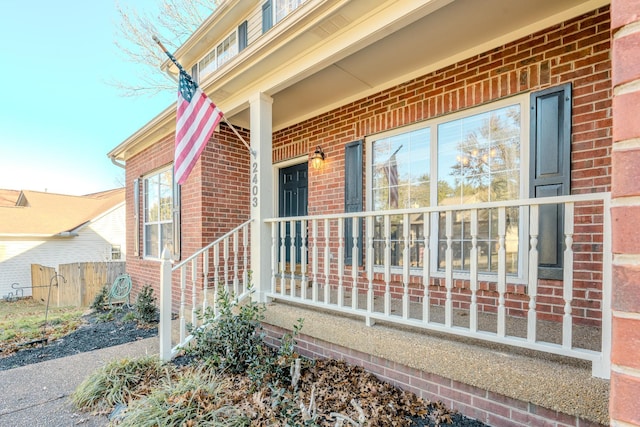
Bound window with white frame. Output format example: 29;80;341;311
143;168;174;259
275;0;305;23
197;22;246;80
368;97;525;276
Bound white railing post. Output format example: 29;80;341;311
445;211;453;327
470;209;478;332
301;219;308;298
422;212;431;324
497;207;507;337
402;212;410;319
159;247;172;362
338;219;344;307
366;215;375;326
191;259;197;329
351;216;359;310
384;214;392;316
562;202;575;349
312;219;319;302
528;205;539;342
324;218;331;304
180;266;187;344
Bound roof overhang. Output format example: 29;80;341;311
109;0;610;162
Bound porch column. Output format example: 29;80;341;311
611;1;640;426
249;92;274;302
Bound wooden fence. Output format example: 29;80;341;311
31;262;126;307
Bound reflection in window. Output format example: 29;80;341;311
369;102;522;275
217;31;237;68
144;169;173;258
371;128;430;268
437;208;520;274
437;105;521;274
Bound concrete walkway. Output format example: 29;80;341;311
0;337;159;427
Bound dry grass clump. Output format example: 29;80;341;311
71;356;173;413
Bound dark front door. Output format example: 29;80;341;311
279;162;308;265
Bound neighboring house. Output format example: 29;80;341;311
0;189;126;298
108;1;640;425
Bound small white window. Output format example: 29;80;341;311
143;168;174;259
275;0;305;23
111;245;122;260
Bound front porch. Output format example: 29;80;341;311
159;191;611;426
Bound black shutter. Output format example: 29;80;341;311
262;0;273;33
238;21;248;51
133;178;140;257
345;140;363;266
172;174;181;262
529;83;571;280
191;64;199;84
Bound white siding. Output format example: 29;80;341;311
0;204;126;298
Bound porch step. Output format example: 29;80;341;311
262;301;609;426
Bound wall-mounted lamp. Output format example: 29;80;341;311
309;146;325;170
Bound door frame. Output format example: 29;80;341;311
272;155;308;217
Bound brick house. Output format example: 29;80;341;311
108;0;640;425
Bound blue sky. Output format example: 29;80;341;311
0;1;175;195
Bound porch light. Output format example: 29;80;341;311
310;146;325;170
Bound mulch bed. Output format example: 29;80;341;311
0;307;157;372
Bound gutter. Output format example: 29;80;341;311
110;155;125;169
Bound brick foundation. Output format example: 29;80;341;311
263;323;604;427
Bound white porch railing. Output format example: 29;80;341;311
264;193;612;378
159;219;252;360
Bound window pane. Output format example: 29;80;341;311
371;128;430;267
159;171;173;221
372;127;430;212
143;168;174;258
145;175;159;222
145;224;159;258
438;105;520;205
161;223;173;255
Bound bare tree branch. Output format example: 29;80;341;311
109;0;220;98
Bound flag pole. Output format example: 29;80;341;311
152;36;256;157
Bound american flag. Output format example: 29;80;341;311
385;153;399;208
174;70;223;185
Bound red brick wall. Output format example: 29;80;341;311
271;7;612;327
610;0;640;425
124;123;250;309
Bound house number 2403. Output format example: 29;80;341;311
251;162;258;207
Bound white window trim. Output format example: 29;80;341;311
198;28;241;79
365;94;530;283
142;165;174;261
274;0;306;24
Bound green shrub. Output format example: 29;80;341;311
186;286;267;375
90;285;110;312
134;285;158;324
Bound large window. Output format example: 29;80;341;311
368;98;525;276
144;168;174;259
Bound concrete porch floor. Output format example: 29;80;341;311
261;300;609;425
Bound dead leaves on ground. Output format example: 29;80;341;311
216;358;454;426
